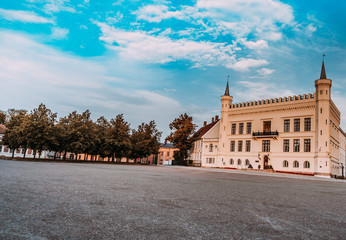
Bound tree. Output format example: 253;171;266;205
0;111;7;124
25;104;57;158
2;109;28;158
92;116;111;160
108;114;131;162
166;113;196;164
129;120;162;163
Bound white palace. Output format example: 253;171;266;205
191;60;346;177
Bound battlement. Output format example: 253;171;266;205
230;93;315;109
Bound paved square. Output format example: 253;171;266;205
0;160;345;239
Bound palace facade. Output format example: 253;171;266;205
191;61;346;177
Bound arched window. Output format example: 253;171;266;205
283;160;289;167
303;161;310;168
237;159;242;165
293;161;299;168
245;159;250;166
209;144;213;152
230;158;234;165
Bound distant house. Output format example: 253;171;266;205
190;116;220;167
158;143;178;165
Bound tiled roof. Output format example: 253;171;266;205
193;120;219;140
160;143;176;148
0;124;6;134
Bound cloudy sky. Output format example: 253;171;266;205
0;0;345;138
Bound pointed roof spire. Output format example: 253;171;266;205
224;75;230;96
320;54;327;79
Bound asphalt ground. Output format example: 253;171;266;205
0;159;345;240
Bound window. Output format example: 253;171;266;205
293;161;299;168
246;140;251;152
304;118;311;131
167;151;170;157
239;123;244;134
230;158;234;165
231;123;236;135
246;122;252;134
283;160;289;167
294;139;300;152
245;159;250;166
206;158;215;164
262;140;270;152
263;121;271;132
238;140;243;152
237;159;242;165
294;119;300;132
304;139;311;152
284;119;290;132
209;144;213;152
283;139;289;152
320;90;323;95
230;141;235;152
304;161;310;168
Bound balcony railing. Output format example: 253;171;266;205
252;131;279;139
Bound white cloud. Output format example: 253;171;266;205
236;81;294;101
240;39;268;49
51;27;69;39
133;0;294;41
257;68;275;77
133;4;183;23
95;22;268;71
0;8;54;24
43;0;76;14
230;58;268;71
0;31;184;138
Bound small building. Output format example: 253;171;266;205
158;143;178;165
190;117;220;167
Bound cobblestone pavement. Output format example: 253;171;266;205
1;159;345;240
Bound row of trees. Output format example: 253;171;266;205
1;104;162;162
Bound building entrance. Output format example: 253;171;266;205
263;155;269;169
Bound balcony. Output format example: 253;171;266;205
252;131;279;140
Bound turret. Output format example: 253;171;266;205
315;56;332;176
220;78;233;153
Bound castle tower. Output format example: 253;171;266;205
220;79;233;152
315;57;332;176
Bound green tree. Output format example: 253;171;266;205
92;116;111;161
2;109;28;158
166;113;196;164
25;104;57;158
109;114;131;162
129;120;162;163
0;111;7;124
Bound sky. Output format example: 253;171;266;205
0;0;345;139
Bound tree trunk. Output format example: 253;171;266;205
63;151;67;160
11;149;15;159
23;148;27;159
75;153;78;160
33;150;36;159
38;151;41;159
54;152;57;160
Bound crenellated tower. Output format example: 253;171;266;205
220;79;233;152
315;57;332;176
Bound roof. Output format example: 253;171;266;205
0;124;6;134
160;143;176;148
320;58;327;79
193;120;219;140
224;80;230;96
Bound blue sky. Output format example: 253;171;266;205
0;0;345;138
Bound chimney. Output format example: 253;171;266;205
212;117;214;123
204;121;207;126
215;115;219;121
